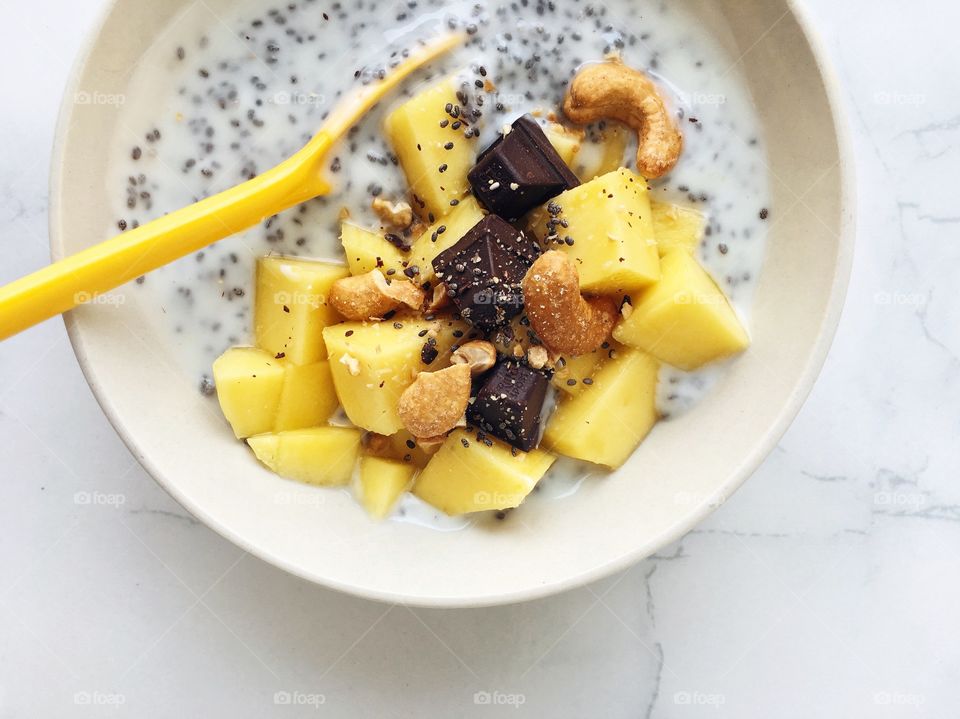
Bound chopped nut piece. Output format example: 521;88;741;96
426;283;451;312
450;340;497;376
372;197;414;229
416;434;448;454
527;345;549;369
364;433;393;457
339;353;361;376
329;269;425;320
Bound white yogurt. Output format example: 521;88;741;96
105;0;771;523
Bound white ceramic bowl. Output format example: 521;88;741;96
50;0;854;606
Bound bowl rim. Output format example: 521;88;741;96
49;0;856;607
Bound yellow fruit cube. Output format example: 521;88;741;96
407;195;485;285
575;124;630;181
551;346;609;396
212;347;286;439
247;426;361;486
367;430;438;469
613;249;750;370
413;429;556;515
340;223;408;276
322;317;474;435
274;361;339;432
544;347;659;468
543;123;583;168
525;168;660;294
385;77;477;222
651;201;706;256
356;456;416;519
254;256;349;365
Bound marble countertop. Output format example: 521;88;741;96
1;0;957;716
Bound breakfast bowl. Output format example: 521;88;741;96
51;0;854;606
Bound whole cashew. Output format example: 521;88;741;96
563;57;683;179
521;251;618;357
397;364;472;439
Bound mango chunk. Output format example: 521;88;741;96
254;256;349;365
407;195;485;285
651;201;706;256
340;223;408;276
322;317;474;435
274;361;339;432
525;168;659;294
356;456;416;519
551;346;609;396
613;249;750;371
544;347;659;469
543;122;584;168
247;426;361;486
366;430;438;469
413;429;556;515
575;123;630;181
212;347;286;439
385;77;477;221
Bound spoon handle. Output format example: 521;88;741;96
0;32;463;341
0;134;331;341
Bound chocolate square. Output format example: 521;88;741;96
469;361;549;452
468;114;580;220
432;215;540;331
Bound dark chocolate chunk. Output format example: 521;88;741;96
468;114;579;220
468;361;549;451
432;215;539;331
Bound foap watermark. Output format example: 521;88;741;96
273;490;325;508
672;290;727;307
874;91;926;106
473;690;526;708
474;289;523;307
473;491;527;509
272;91;327;107
874;491;926;511
874;691;925;707
873;290;925;307
490;92;529;111
273;691;326;708
673;490;726;509
74;691;126;706
678;91;727;107
673;691;726;708
74;491;126;508
274;290;325;309
74;90;126;107
74;290;126;307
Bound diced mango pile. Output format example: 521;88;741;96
209;73;751;521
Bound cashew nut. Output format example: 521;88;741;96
450;340;497;376
426;282;451;313
563;57;683;179
414;434;448;454
521;251;618;356
329;269;425;320
371;197;414;230
397;363;472;439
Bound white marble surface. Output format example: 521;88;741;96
1;0;958;716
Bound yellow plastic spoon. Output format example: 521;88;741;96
0;33;463;341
